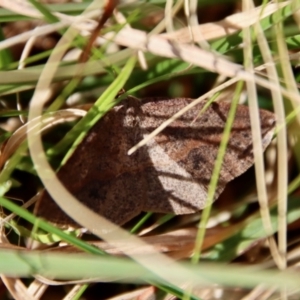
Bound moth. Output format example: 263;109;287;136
34;97;276;227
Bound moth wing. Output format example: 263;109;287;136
139;99;275;215
35;102;146;227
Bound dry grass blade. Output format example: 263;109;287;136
0;109;86;169
163;1;290;43
107;286;156;300
1;276;36;300
242;0;284;270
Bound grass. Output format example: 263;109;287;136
0;0;300;299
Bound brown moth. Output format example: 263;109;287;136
34;97;276;227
